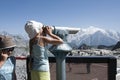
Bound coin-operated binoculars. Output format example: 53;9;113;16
49;26;79;80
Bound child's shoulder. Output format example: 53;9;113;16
9;56;16;64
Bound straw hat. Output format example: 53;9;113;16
24;20;43;39
0;35;16;50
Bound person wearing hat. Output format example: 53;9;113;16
25;20;63;80
0;35;17;80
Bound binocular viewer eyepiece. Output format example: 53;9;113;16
43;26;80;41
43;26;80;34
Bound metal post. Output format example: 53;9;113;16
54;52;68;80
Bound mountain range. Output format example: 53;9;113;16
0;26;120;50
67;26;120;48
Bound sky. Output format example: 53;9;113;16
0;0;120;36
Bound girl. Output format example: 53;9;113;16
25;20;63;80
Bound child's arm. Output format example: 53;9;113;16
43;26;63;45
42;27;63;45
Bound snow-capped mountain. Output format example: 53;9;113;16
67;26;120;47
